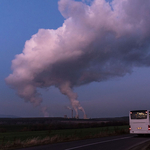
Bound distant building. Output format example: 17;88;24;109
64;115;67;118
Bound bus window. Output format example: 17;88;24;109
130;110;147;119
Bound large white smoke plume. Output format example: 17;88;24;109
6;0;150;117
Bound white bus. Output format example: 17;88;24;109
129;110;150;134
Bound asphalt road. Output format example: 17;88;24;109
18;134;150;150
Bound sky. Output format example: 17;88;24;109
1;0;150;118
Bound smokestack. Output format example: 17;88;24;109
65;106;74;118
72;109;73;118
83;114;87;119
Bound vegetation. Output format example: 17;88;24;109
0;126;129;150
0;117;129;149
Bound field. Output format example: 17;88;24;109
0;117;129;149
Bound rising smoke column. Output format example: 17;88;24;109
6;0;150;118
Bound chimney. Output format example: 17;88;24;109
72;109;73;118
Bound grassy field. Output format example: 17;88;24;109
0;125;129;149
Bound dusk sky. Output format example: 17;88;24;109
1;0;150;118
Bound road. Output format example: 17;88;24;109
18;134;150;150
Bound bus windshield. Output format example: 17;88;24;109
130;110;147;119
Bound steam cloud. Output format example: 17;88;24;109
6;0;150;117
